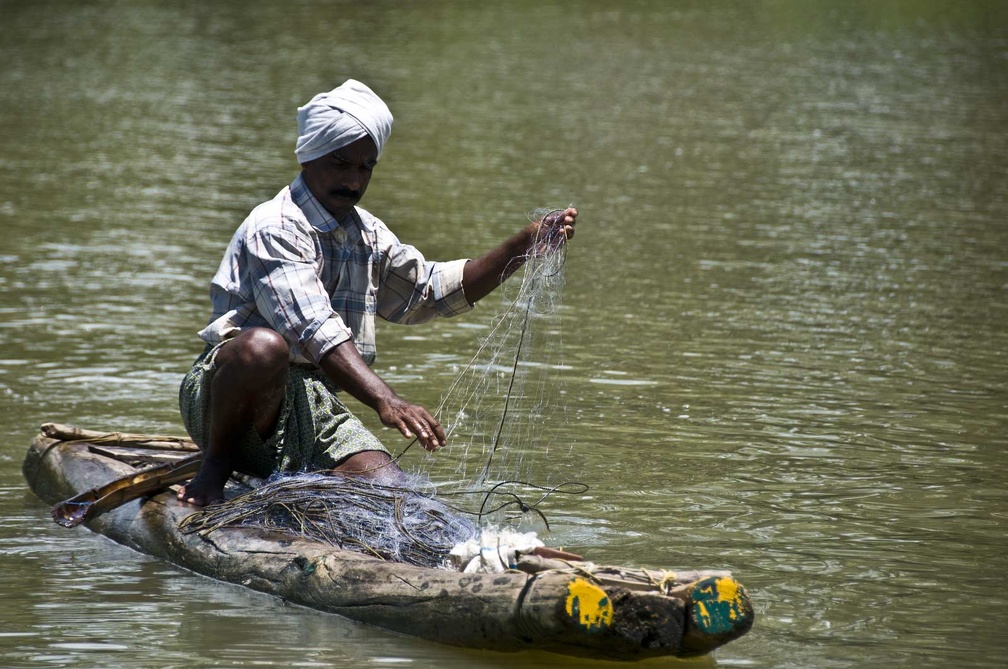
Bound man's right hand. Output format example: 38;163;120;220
376;395;446;451
320;341;448;452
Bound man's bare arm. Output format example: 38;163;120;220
317;207;577;452
318;340;446;451
461;207;577;305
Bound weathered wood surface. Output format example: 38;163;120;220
22;431;754;659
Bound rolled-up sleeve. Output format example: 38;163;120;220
377;241;473;324
247;225;352;362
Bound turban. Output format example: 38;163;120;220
295;79;393;164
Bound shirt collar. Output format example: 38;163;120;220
290;173;360;235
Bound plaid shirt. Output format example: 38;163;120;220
198;174;472;365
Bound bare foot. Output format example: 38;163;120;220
177;458;230;506
177;480;225;506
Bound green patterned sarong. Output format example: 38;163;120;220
178;341;389;478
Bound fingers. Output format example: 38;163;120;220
542;207;577;227
562;207;577;239
539;207;578;245
394;406;446;452
563;207;578;236
400;421;442;451
377;396;447;452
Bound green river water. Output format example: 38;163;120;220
1;1;1006;667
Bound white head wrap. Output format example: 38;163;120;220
295;79;393;164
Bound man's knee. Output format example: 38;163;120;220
208;329;289;438
217;328;290;375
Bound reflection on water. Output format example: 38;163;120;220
2;1;1006;667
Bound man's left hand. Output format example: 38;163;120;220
535;207;578;251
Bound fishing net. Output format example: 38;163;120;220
180;208;578;568
421;208;574;496
179;472;477;569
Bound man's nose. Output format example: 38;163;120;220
344;168;365;190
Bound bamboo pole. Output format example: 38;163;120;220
50;453;202;527
40;423;199;451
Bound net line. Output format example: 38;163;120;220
414;208;576;513
178;472;477;568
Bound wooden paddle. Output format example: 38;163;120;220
50;452;202;528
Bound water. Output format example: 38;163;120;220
2;1;1006;667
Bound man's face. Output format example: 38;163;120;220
301;135;379;218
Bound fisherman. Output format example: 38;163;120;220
178;79;577;506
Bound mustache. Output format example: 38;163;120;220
331;188;362;200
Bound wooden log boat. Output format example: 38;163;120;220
21;424;754;660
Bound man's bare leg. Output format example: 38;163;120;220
333;450;405;485
179;328;289;506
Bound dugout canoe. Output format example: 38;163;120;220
21;424;754;660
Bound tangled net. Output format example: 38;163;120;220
423;208;574;492
179;472;477;569
180;208;578;568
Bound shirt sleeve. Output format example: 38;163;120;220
374;229;473;324
246;223;353;363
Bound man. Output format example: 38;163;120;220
178;79;577;506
